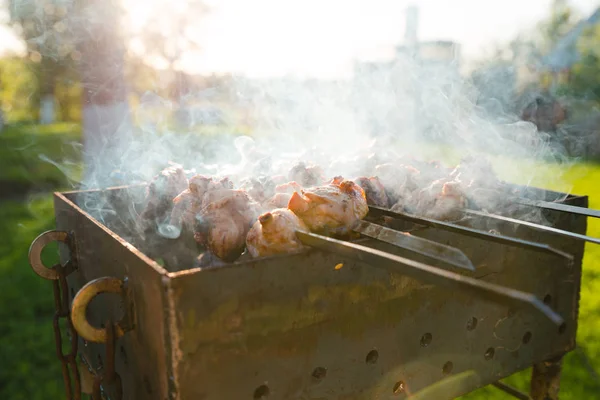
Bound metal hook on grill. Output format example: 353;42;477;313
71;277;132;343
29;230;77;280
296;230;565;326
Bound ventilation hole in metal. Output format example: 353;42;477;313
522;331;532;344
393;381;405;395
466;317;478;331
311;367;327;382
366;349;379;364
253;384;270;399
484;347;495;360
544;294;552;305
559;323;567;334
420;333;432;347
442;361;453;375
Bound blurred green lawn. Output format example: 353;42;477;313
0;124;599;399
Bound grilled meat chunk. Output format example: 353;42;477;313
288;179;368;234
375;163;421;205
262;181;303;211
394;179;466;221
139;165;188;232
246;208;308;257
169;175;233;233
288;162;326;187
239;176;276;204
353;176;389;208
195;189;261;262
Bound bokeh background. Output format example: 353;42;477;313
0;0;599;398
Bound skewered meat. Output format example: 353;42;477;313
288;162;326;187
169;175;233;233
394;179;466;221
375;163;420;205
353;176;389;208
431;181;467;221
288;179;368;234
139;165;188;232
450;156;498;190
239;176;276;204
262;181;303;210
246;208;308;257
195;189;261;262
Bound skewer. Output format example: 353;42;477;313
352;220;475;271
368;206;573;260
296;230;564;326
515;198;600;219
465;209;600;245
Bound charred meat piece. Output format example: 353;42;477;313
353;176;389;208
246;208;308;257
195;189;261;262
288;162;326;187
139;165;189;232
288;179;368;235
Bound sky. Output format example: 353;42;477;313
2;0;599;78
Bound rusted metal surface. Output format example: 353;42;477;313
50;186;586;400
54;190;173;400
297;230;563;325
530;356;564;400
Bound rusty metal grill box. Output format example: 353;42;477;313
36;184;587;399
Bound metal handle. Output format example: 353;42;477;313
29;230;75;280
71;277;130;343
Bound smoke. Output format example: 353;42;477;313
23;1;585;243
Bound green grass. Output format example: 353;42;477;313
0;196;64;399
0;122;82;194
1;124;600;399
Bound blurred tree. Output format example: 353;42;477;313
538;0;578;52
123;0;209;126
0;56;39;122
560;23;600;103
8;0;80;123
